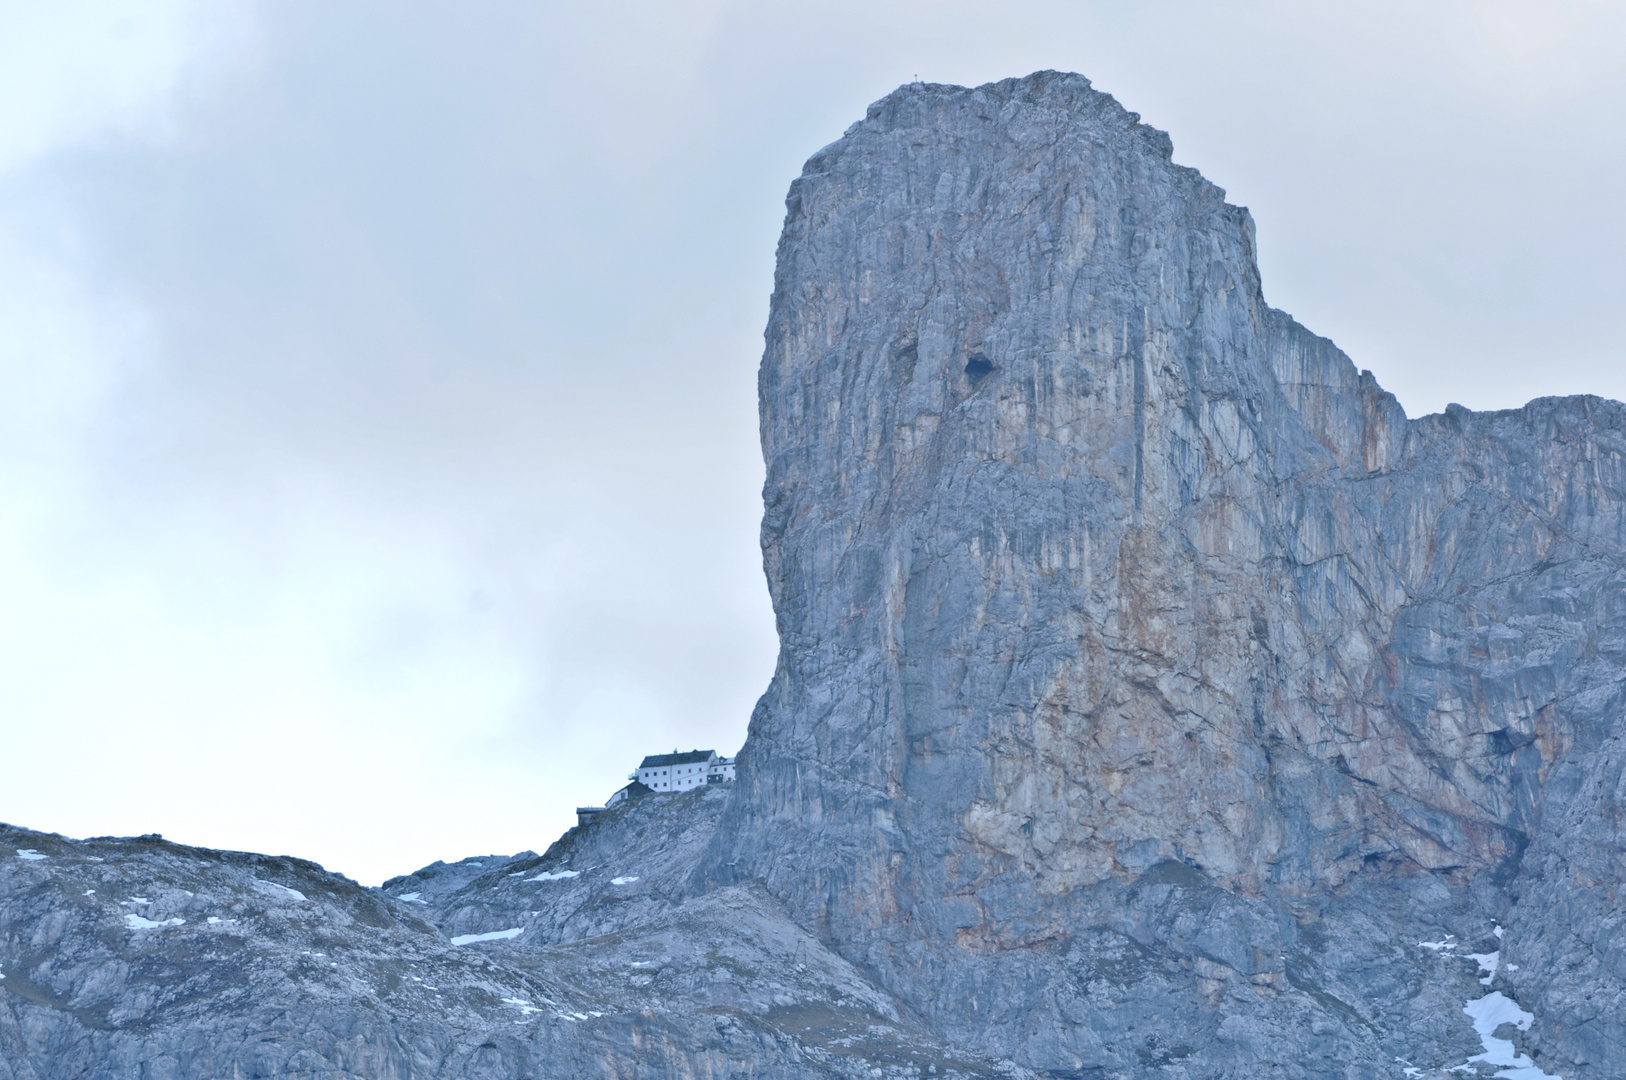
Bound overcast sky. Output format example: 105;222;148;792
2;1;1623;885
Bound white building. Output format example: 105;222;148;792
631;749;736;792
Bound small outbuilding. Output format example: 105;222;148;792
605;780;654;808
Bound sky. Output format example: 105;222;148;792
1;1;1623;885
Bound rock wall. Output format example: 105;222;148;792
705;71;1625;1076
2;797;1014;1080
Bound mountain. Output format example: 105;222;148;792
4;71;1621;1078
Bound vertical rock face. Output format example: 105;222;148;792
707;71;1626;1074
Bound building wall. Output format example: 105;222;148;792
636;753;735;792
637;762;710;791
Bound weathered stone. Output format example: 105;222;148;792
703;70;1621;1076
1;796;1007;1079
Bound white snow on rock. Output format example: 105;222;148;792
1412;924;1562;1078
450;927;523;945
206;916;237;925
526;869;580;882
1460;991;1561;1078
395;892;428;903
125;913;185;930
501;997;539;1015
15;849;46;860
1468;950;1500;986
254;879;306;901
610;876;638;885
120;898;152;906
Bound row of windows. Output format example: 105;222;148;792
638;765;732;790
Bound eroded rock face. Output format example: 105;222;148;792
704;71;1625;1075
1;799;1011;1080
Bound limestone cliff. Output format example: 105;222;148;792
704;70;1623;1075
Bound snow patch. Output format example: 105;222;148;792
125;913;184;930
206;916;237;925
82;890;94;897
1413;923;1562;1078
610;876;638;886
1468;951;1500;986
120;898;151;906
254;879;306;901
502;997;539;1016
450;927;523;945
15;849;46;860
526;869;580;882
1461;991;1561;1078
395;892;428;903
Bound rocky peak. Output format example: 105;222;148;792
705;70;1623;1073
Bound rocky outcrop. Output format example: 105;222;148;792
704;71;1623;1076
4;71;1624;1078
2;799;1012;1079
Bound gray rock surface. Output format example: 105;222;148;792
703;70;1623;1077
1;799;1008;1079
4;71;1623;1078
